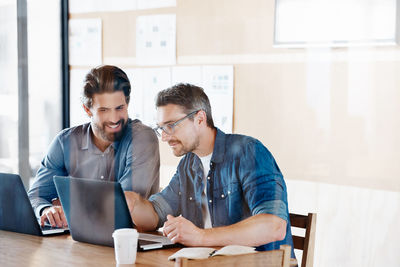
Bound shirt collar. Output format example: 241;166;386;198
81;123;118;152
81;123;91;150
210;127;226;164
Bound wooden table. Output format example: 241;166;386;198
0;230;296;267
0;230;181;267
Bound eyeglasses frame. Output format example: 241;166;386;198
153;110;200;137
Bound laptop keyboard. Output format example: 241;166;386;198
41;225;61;231
40;225;63;231
139;233;173;244
39;222;66;231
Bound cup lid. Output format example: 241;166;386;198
112;228;138;238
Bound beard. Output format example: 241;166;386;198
93;118;128;143
169;135;200;157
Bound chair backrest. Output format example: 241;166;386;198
175;245;292;267
289;213;317;267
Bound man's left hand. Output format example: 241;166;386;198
162;215;205;246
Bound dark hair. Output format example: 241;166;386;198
82;65;131;108
156;83;215;128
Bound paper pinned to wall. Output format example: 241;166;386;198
70;68;91;127
69;0;174;13
125;68;144;120
137;0;176;10
69;19;102;66
141;68;172;126
126;68;172;126
136;14;176;66
171;66;203;87
100;0;138;12
202;65;234;133
69;0;97;13
69;0;138;13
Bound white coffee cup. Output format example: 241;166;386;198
112;228;139;264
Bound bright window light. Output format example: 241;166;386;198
274;0;398;47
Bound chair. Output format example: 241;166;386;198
175;245;292;267
289;213;317;267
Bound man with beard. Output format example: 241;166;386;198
28;65;159;228
124;83;295;257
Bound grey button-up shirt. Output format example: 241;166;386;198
28;119;160;217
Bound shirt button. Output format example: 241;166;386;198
209;199;212;203
189;197;193;200
101;176;104;179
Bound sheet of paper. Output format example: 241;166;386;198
69;19;102;66
171;66;203;87
69;0;174;13
69;0;137;13
69;0;97;13
95;0;137;12
136;14;176;66
137;0;176;10
70;68;91;127
101;0;137;12
141;67;172;126
127;68;172;126
202;65;234;133
213;245;256;256
125;68;144;120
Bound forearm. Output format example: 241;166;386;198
125;192;159;232
201;214;287;247
28;181;56;218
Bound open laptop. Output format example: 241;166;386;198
0;172;68;236
53;176;176;251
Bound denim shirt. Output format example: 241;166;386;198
149;128;294;256
28;119;160;218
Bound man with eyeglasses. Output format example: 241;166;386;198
125;83;294;257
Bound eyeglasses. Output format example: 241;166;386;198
153;110;200;137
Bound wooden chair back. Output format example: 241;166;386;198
175;245;292;267
289;213;317;267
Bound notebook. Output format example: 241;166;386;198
53;176;176;251
168;245;257;260
0;172;68;236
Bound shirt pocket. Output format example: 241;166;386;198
212;182;247;226
179;189;203;227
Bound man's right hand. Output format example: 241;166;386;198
40;205;68;228
124;191;141;215
123;191;159;232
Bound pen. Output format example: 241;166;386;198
209;250;217;257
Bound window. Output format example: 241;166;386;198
274;0;398;47
0;0;62;188
0;1;19;174
27;0;62;177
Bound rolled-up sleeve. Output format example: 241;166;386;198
28;132;68;218
239;140;288;223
